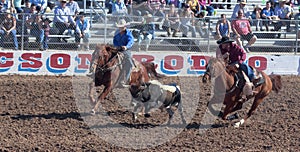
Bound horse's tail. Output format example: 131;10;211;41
269;74;282;93
142;62;166;79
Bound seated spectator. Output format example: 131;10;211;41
30;0;47;13
163;3;180;37
147;0;165;22
42;17;51;50
214;14;231;40
0;10;18;50
231;9;257;53
66;0;80;21
294;8;300;39
75;13;90;51
261;1;276;31
53;0;76;42
251;5;263;31
12;0;23;13
231;0;251;20
198;0;214;16
179;4;196;37
0;0;9;11
273;0;292;33
137;14;155;51
26;13;44;50
186;0;201;16
112;0;128;16
22;0;31;14
125;0;132;15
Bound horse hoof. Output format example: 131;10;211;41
91;109;96;115
144;113;150;118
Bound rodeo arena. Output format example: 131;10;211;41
1;0;300;151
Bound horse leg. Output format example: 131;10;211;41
226;102;243;120
221;101;236;120
166;107;174;125
92;86;112;115
234;97;265;128
88;81;96;106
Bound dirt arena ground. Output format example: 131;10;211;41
0;75;299;151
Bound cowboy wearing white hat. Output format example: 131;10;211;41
113;19;135;86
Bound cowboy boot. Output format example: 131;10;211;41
172;30;178;37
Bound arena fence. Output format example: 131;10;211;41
0;12;299;54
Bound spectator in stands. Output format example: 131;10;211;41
251;5;263;31
0;10;18;50
22;0;31;14
186;0;201;16
75;12;90;51
137;13;155;51
112;0;128;16
125;0;132;15
66;0;80;21
53;0;76;42
214;14;231;40
113;19;134;86
42;17;51;50
26;13;44;50
163;3;180;37
12;0;23;13
198;0;214;16
0;0;9;11
179;4;196;37
273;0;292;34
147;0;165;21
231;9;257;53
294;7;300;39
30;0;47;13
261;1;276;31
231;0;251;19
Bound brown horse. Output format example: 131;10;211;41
203;57;282;127
89;44;161;114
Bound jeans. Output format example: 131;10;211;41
0;29;18;49
240;62;254;81
122;50;133;83
30;29;44;43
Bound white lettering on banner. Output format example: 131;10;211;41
0;51;298;75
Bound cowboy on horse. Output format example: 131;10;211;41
87;19;135;86
215;36;263;101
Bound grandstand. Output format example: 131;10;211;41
2;0;299;53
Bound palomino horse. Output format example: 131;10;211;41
203;57;282;127
89;44;161;114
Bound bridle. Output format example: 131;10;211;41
96;51;122;73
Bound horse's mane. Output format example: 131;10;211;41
95;43;118;56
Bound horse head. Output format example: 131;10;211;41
205;57;226;78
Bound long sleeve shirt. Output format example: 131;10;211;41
217;43;246;64
30;0;47;10
113;29;134;50
76;18;90;34
53;5;75;24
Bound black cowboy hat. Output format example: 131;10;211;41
217;36;234;44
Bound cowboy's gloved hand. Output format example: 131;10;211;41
222;52;229;59
121;46;127;51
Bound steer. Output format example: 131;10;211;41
130;80;186;125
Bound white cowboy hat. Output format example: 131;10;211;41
115;19;130;27
278;0;286;2
240;0;247;4
60;0;69;2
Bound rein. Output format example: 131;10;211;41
97;53;122;73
